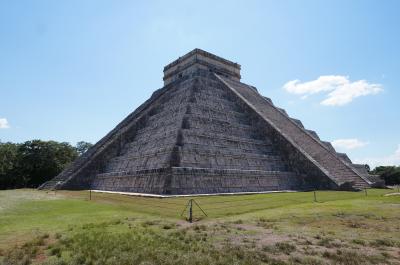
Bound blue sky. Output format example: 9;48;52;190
1;0;399;168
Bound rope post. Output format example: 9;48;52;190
364;188;368;197
193;199;208;217
189;199;193;223
180;200;190;218
313;190;317;202
89;189;92;201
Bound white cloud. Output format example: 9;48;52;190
0;118;10;129
332;138;368;150
354;144;400;169
283;75;383;106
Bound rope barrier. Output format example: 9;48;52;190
92;192;184;206
197;196;302;207
131;198;184;206
91;193;182;211
195;197;262;205
88;189;384;222
204;201;277;211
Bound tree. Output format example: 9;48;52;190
17;140;78;188
371;166;400;185
0;142;20;189
0;140;91;189
76;141;93;156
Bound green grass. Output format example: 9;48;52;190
0;189;399;264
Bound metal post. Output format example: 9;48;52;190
189;199;193;223
364;188;367;196
314;191;317;202
89;189;92;200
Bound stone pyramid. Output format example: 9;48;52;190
40;49;377;194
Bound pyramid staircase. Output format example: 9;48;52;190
216;75;370;189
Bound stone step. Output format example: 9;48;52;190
181;129;270;147
179;150;288;171
193;96;239;112
186;113;253;130
186;109;249;123
104;153;171;173
181;143;276;156
188;102;246;119
123;133;177;153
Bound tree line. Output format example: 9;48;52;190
371;166;400;186
0;139;399;189
0;140;92;189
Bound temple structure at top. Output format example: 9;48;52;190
40;49;382;195
163;49;241;85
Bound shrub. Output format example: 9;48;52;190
351;239;366;246
274;242;296;255
370;238;396;247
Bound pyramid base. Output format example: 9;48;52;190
90;167;305;195
90;189;299;198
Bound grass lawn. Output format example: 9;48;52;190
0;188;399;264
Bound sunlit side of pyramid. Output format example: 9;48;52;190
40;49;379;194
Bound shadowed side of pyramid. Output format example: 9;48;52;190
40;49;375;194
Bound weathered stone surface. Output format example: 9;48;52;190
40;49;372;194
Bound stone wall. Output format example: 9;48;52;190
168;167;300;194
